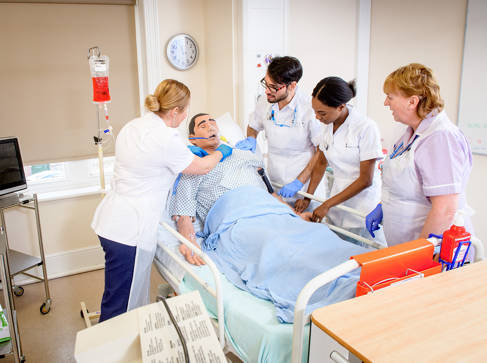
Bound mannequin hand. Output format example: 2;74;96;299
187;145;208;157
294;198;311;213
216;144;233;162
365;203;383;238
278;179;304;198
311;202;330;223
235;137;257;153
179;244;205;266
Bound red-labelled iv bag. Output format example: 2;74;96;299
92;76;110;103
88;47;111;103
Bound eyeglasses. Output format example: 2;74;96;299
260;78;287;93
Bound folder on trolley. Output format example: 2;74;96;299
352;239;442;297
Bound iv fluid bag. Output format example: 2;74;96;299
89;54;111;103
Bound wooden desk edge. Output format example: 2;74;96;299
311;314;371;363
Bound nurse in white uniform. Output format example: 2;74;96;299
235;56;323;202
91;79;232;321
296;77;384;241
366;63;473;247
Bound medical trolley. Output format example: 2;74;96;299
0;193;52;362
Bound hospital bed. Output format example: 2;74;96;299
154;115;484;362
154;184;485;363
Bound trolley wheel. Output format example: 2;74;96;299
13;286;24;297
20;356;26;363
40;301;51;315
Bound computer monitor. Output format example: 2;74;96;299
0;137;27;196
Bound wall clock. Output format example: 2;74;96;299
166;33;199;71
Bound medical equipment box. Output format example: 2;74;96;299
353;239;442;297
439;225;471;264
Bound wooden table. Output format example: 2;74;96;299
310;260;487;363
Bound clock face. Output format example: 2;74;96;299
166;34;199;71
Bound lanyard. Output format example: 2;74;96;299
269;106;297;128
389;134;419;159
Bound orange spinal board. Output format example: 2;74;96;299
352;238;442;297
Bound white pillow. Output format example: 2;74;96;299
215;112;245;146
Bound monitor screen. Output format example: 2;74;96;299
0;137;27;196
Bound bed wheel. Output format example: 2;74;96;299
157;283;175;300
40;301;51;314
13;286;24;297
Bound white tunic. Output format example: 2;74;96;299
91;112;194;310
319;105;383;229
249;88;323;193
92;112;194;246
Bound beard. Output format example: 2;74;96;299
266;89;288;104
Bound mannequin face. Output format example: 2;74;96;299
189;114;220;150
311;97;344;125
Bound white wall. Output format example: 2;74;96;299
158;0;209;117
288;0;358;98
157;0;237;121
368;0;467;149
204;0;238;120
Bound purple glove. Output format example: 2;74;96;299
278;179;304;198
365;203;383;238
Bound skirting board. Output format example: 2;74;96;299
12;245;105;286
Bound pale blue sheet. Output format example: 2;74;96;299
198;186;369;323
177;265;310;363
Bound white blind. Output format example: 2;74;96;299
0;3;139;164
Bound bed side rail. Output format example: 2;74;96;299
159;221;226;349
291;259;360;363
272;182;384;249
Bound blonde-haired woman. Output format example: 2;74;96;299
366;63;473;247
92;79;231;321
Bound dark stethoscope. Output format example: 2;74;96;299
389;134;420;159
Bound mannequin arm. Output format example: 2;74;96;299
173;215;205;266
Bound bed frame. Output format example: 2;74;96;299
157;188;486;363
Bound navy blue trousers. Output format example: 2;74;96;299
98;236;137;322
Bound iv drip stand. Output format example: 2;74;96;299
96;105;106;191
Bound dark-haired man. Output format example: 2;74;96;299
236;56;324;203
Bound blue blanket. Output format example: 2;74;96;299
198;186;368;323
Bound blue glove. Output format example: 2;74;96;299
216;144;233;162
278;179;304;198
235;137;257;153
365;203;383;238
172;173;182;195
187;144;208;157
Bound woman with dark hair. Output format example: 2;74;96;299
295;76;384;242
